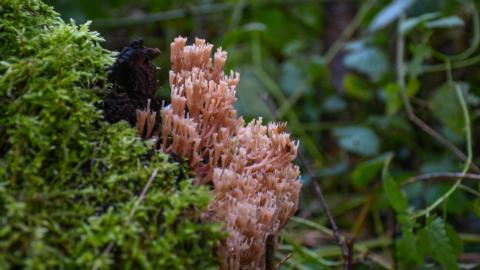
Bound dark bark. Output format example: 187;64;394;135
323;2;356;93
265;234;276;270
103;39;161;125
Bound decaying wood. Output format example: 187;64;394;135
103;39;161;126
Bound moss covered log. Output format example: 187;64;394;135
0;0;222;269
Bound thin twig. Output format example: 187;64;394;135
404;112;477;171
299;155;353;270
290;216;335;236
403;171;480;197
126;169;159;221
92;169;159;270
459;184;480;197
422;54;480;73
280;233;479;259
404;172;480;185
275;253;293;270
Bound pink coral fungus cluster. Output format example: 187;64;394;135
142;37;301;269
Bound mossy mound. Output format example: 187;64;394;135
0;0;222;269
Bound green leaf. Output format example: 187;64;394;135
369;0;416;32
400;12;441;34
235;68;272;119
343;73;374;101
431;83;466;135
316;161;349;178
442;188;469;215
252;8;299;51
384;83;402;115
242;22;267;32
283;233;342;267
474;199;480;218
352;153;393;188
396;229;423;266
445;223;463;257
343;48;389;81
282;40;305;56
382;159;408;212
322;95;346;113
344;39;368;51
406;78;420;96
426;16;465;29
417;228;430;256
407;43;432;77
280;61;305;96
418;218;460;270
333;126;380;156
291;4;323;33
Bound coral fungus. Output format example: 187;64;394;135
151;37;302;270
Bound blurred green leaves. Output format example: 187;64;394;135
400;12;440;34
418;218;460;270
431;83;467;135
473;199;480;217
281;61;305;96
343;74;373;101
400;13;465;34
352;152;393;188
425;15;464;28
235;69;272;119
396;229;423;267
333;126;380;156
344;47;389;81
396;218;463;270
253;8;299;52
322;95;346;113
369;0;416;32
384;83;402;115
382;158;408;213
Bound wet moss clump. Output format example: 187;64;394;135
0;0;223;269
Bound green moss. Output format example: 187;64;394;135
0;0;223;269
